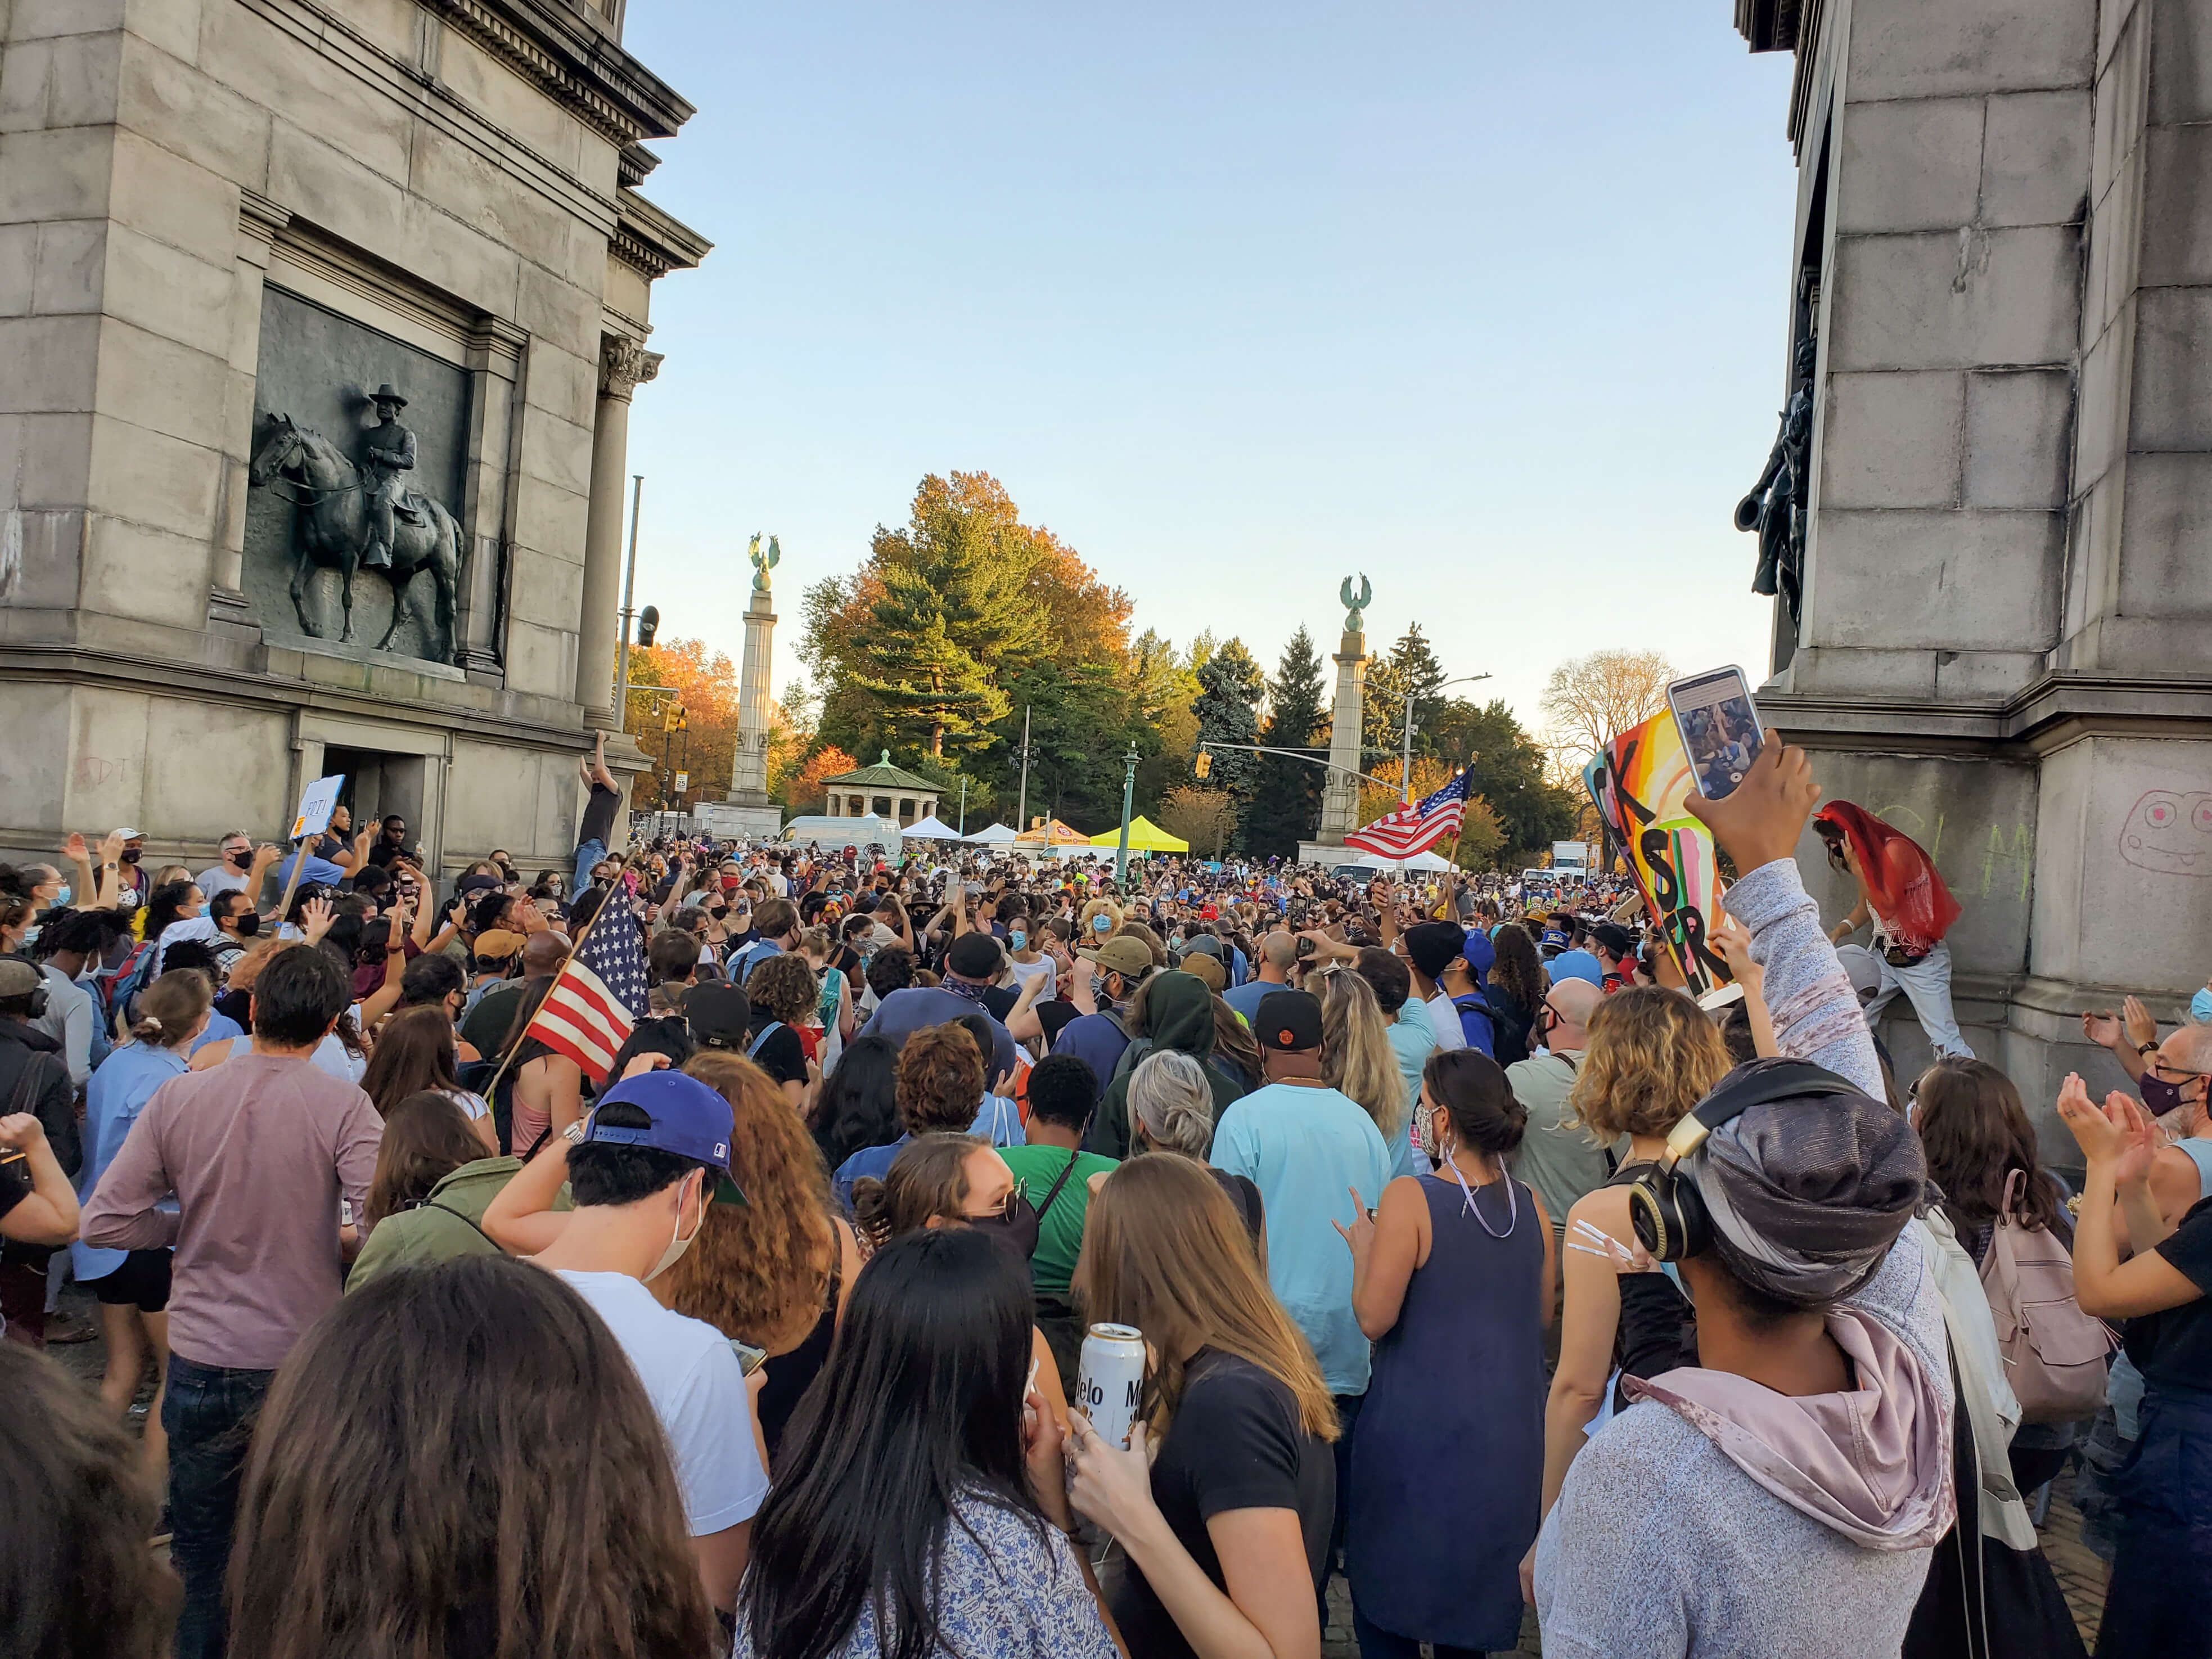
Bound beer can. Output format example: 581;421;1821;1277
1077;1322;1147;1450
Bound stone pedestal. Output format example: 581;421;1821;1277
1731;0;2212;1156
1316;629;1368;846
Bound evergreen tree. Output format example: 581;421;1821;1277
1389;624;1451;757
1246;626;1326;858
1191;638;1265;810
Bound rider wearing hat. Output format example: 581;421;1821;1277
360;384;417;572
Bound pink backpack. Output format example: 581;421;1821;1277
1977;1170;2115;1425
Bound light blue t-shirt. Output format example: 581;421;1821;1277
1222;977;1280;1024
73;1042;191;1282
1383;1003;1437;1180
1211;1080;1394;1396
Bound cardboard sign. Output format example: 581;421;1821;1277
1583;716;1731;996
289;774;345;843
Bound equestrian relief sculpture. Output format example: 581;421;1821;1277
247;385;467;664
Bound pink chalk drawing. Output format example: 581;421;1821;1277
2117;790;2212;877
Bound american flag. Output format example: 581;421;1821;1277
1346;770;1471;859
521;906;647;1085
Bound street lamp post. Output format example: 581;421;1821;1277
957;776;967;836
1114;742;1139;885
1398;671;1493;802
614;475;644;725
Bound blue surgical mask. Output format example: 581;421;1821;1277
2194;988;2212;1025
52;885;70;908
1008;930;1026;952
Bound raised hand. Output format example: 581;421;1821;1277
1330;1185;1376;1262
62;833;87;863
2123;995;2158;1053
1683;740;1821;876
300;895;335;946
2082;1009;2127;1050
2056;1073;2128;1166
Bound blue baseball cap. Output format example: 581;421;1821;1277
583;1071;733;1170
1548;949;1605;988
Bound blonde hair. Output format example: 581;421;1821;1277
1319;968;1409;1142
1074;1155;1337;1441
1127;1051;1215;1157
1078;898;1123;940
1567;985;1731;1143
131;968;213;1049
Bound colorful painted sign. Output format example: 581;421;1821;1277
1583;714;1732;996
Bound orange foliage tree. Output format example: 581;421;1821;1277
787;746;861;814
623;639;738;810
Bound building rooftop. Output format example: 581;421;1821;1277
820;751;940;791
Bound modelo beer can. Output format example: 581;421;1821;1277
1077;1323;1146;1450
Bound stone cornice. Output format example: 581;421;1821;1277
1732;0;1801;52
424;0;696;143
618;141;662;188
611;187;713;279
1761;673;2212;758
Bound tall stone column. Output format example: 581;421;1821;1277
1317;626;1368;844
576;334;657;727
729;583;777;801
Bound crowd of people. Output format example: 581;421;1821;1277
2;733;2206;1659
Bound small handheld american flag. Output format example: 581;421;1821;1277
1345;771;1471;860
521;899;648;1085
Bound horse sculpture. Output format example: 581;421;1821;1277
247;413;466;663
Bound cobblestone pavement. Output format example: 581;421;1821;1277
38;1278;2110;1655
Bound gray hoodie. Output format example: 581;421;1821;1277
1532;858;1954;1658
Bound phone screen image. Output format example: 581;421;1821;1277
1669;668;1764;802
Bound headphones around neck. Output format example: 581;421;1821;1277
1627;1060;1862;1262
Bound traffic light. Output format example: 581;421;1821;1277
665;705;687;733
1193;750;1211;780
636;604;660;648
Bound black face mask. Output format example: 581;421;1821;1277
120;849;142;865
966;1201;1041;1265
229;912;260;938
227;850;253;871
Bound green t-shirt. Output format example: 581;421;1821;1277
998;1144;1119;1299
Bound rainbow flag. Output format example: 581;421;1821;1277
1583;713;1733;997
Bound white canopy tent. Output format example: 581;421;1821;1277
901;815;962;841
1355;849;1455;873
965;823;1019;845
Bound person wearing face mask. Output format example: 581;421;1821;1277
1334;1049;1552;1659
489;1066;768;1623
196;833;279;904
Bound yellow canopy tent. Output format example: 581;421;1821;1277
1089;815;1189;854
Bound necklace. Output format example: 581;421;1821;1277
1439;1144;1517;1238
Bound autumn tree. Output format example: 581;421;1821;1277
623;639;740;809
1451;797;1508;871
785;745;860;813
1245;626;1326;859
1539;648;1677;768
1159;786;1238;860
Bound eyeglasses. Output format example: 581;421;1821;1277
965;1185;1024;1224
2149;1058;2212;1082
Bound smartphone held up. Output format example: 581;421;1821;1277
1666;666;1765;803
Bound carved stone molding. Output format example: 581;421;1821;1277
600;334;654;399
421;0;694;145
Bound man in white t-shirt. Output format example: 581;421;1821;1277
531;1069;768;1622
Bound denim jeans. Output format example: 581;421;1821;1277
2098;1385;2212;1659
1352;1606;1488;1659
1864;941;1973;1058
163;1354;275;1659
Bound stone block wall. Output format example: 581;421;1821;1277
0;0;701;875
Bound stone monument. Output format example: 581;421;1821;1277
0;0;712;882
1725;0;2212;1140
1298;574;1371;864
713;534;785;839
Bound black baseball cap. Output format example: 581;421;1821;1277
1402;921;1470;982
681;982;751;1049
946;932;1004;980
1254;989;1324;1053
1591;923;1633;959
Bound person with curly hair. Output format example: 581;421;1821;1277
831;1024;989;1211
742;952;820;1110
1534;985;1732;1554
669;1051;862;1457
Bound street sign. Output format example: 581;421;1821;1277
673;770;690;793
289;774;345;842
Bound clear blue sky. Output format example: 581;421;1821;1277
619;2;1800;732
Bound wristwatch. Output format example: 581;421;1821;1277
2138;1040;2159;1056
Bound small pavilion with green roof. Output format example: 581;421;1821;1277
819;752;941;828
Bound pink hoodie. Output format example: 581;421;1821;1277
1623;1303;1955;1550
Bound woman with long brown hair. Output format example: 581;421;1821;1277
343;1092;514;1293
1066;1152;1338;1659
228;1254;716;1659
358;1004;495;1148
669;1050;861;1455
1485;922;1546;1066
1914;1056;2083;1494
1531;985;1732;1586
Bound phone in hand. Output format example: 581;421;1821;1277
1666;666;1766;803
